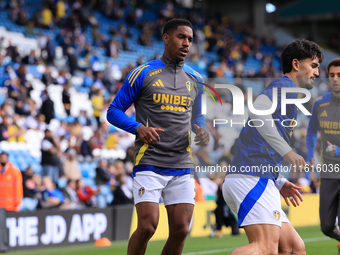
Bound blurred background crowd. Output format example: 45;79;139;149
0;0;337;212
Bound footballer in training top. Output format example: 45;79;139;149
230;76;298;180
107;54;206;176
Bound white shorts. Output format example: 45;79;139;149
133;171;195;206
222;174;290;228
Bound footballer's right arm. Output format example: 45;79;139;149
106;74;143;134
106;70;164;143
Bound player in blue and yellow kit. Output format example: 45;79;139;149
107;19;209;255
306;58;340;253
223;39;324;255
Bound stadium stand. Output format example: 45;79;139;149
0;0;333;212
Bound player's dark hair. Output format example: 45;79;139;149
281;39;324;74
162;18;193;35
327;58;340;72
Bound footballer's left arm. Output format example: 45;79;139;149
248;94;292;157
191;86;209;146
275;175;303;207
325;141;340;157
275;174;288;191
250;94;303;206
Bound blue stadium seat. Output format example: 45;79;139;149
89;162;97;170
30;156;41;164
65;115;75;123
106;193;114;204
260;45;279;55
8;154;17;164
0;95;6;104
82;178;96;187
17;156;28;171
100;185;111;195
24;155;33;165
80;162;91;178
88;168;96;179
31;163;42;175
96;194;107;208
242;80;265;96
81;170;89;178
58;178;67;189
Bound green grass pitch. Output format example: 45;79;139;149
8;225;337;255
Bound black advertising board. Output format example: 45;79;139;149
5;207;114;251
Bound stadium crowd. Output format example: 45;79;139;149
0;0;331;212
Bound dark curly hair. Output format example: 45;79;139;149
281;39;324;74
162;18;193;35
327;58;340;72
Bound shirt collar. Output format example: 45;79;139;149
331;92;340;103
160;54;184;71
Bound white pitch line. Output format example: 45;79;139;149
303;236;330;242
182;236;331;255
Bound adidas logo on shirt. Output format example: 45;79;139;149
152;79;164;87
320;110;328;117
